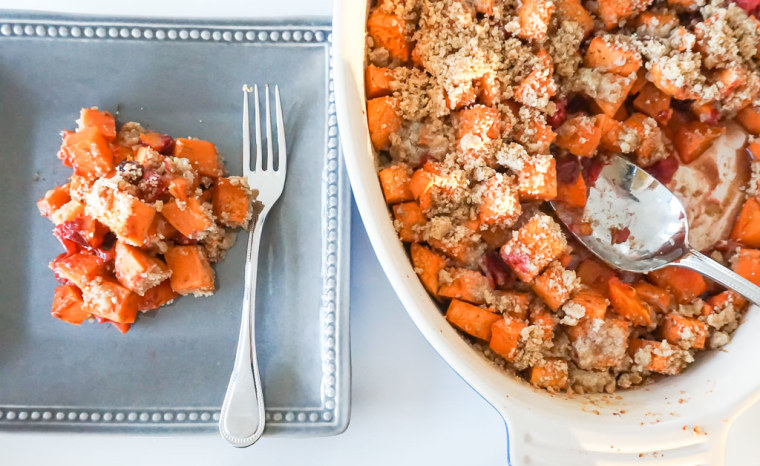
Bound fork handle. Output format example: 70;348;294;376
675;247;760;307
219;212;267;447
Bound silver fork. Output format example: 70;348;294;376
219;84;287;447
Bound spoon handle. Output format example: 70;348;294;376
675;248;760;307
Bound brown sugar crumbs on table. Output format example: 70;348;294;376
365;0;760;393
37;107;256;333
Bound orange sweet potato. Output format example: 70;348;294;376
594;74;634;117
444;85;478;111
515;115;556;154
500;214;565;282
456;105;501;140
476;72;502;107
555;115;602;157
649;62;697;100
479;175;521;226
161;197;213;240
51;284;91;325
568;318;630;369
731;197;760;248
379;164;414;205
173;138;223;178
489;317;527;360
532;261;576;311
37;183;72;218
86;183;157;246
114;241;172;296
514;68;556;108
164;245;215;296
50;253;106;290
633;282;672;312
628;338;686;375
529;359;569;390
411;243;447;296
648;266;707;304
673;121;724;164
428;236;481;266
365;64;394;99
79;107;116;141
518;155;557;201
212;177;253;228
661;314;707;349
530;307;556;340
635;11;679;32
597;0;653;30
706;290;747;313
608;276;655;326
138;132;173;153
557;171;587;208
518;0;554;40
367;10;411;62
137;279;178;312
576;258;615;293
438;268;491;305
446;299;501;341
737;105;760;135
367;96;402;151
633;83;672;125
732;248;760;287
554;0;594;36
473;0;495;14
392;202;426;242
83;278;139;324
583;36;642;76
58;127;114;180
598;114;625;152
565;288;609;320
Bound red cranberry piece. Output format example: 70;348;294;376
480;251;513;288
53;219;89;254
646;155;679;185
547;98;568;130
174;234;198;246
610;226;631;244
733;0;760;13
556;155;581;184
582;158;606;187
139;132;175;155
138;168;169;203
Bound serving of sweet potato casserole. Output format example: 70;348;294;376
38;108;255;333
365;0;760;392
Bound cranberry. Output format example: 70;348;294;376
137;168;168;203
480;251;513;288
174;234;198;246
567;94;591;114
499;250;530;277
556;155;581;184
646;155;679;185
733;0;760;13
700;107;721;126
546;98;568;129
610;226;631;244
94;232;117;263
139;132;175;155
582;158;606;187
53;219;89;254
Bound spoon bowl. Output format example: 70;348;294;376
552;155;760;305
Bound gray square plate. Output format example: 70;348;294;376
0;12;350;435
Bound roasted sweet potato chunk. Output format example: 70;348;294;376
532;261;577;311
392;202;426;242
555;115;602;157
529;359;569;390
367;96;402;151
85;181;157;246
731;197;760;248
583;36;642;76
173;138;223;178
365;64;394;99
51;284;91;325
479;174;521;227
518;0;554;40
212;177;253;229
58;127;114;180
629;339;688;375
378;164;414;205
37;183;72;218
608;276;655;326
673;121;724;164
137;280;178;312
50;253;106;290
114;241;172;296
489;317;527;361
367;10;411;62
732;248;760;287
568;318;630;369
737;105;760;135
79;107;116;141
164;245;215;296
161;197;213;240
500;213;566;282
446;299;501;341
648;267;707;304
438;268;491;305
518;155;557;201
661;314;707;349
411;243;447;296
83;279;139;324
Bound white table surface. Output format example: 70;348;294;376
0;1;756;464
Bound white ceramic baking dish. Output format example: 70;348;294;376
333;1;760;463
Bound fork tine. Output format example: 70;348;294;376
242;86;251;173
254;84;263;172
265;84;274;171
275;85;286;173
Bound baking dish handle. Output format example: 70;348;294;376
501;410;730;465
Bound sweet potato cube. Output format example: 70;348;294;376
707;290;747;314
594;74;633;117
445;85;478;111
168;177;191;203
555;115;602;157
584;36;642;76
438;268;492;305
85;181;157;246
161;197;213;240
411;243;447;296
476;72;502;107
568;318;630;369
608;276;654;326
489;317;527;361
473;0;495;14
515;116;556;154
164;245;215;296
37;183;72;218
565;288;609;320
731;197;760;248
532;261;577;311
673;121;724;164
598;114;625;152
518;155;557;201
79;107;116;141
737;105;760;135
114;241;172;296
59;127;114;180
365;64;394;99
139;132;174;154
367;10;411;62
378;164;414;204
446;299;501;341
134;146;165;166
495;291;531;319
576;258;616;293
50;253;106;290
633;83;672;124
478;174;521;227
649;62;697;100
732;248;760;287
51;200;84;227
83;279;139;324
514;68;556;108
212;177;253;229
500;213;566;282
529;359;569;390
597;0;653;29
173;138;223;178
456;105;501;140
661;314;707;349
392;202;426;242
648;266;707;304
629;339;687;375
367;96;402;151
51;284;91;325
633;282;671;312
554;0;594;36
530;307;556;340
518;0;554;40
557;171;587;208
137;280;178;312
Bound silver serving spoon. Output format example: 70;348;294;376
551;155;760;306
